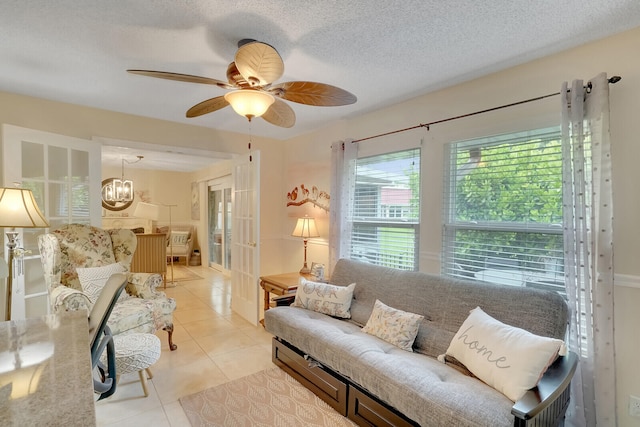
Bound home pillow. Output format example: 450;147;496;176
292;278;356;318
445;307;565;401
170;231;190;245
76;263;128;304
361;299;424;352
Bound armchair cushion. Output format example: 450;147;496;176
77;263;128;304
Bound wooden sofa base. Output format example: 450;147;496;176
272;337;574;427
272;337;418;427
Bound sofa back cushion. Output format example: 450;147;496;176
330;259;568;359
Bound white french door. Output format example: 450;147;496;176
2;125;101;319
230;152;260;325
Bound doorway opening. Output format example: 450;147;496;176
208;176;232;274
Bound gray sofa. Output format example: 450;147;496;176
264;259;577;427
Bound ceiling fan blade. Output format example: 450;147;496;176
127;70;233;89
270;81;357;106
261;98;295;128
234;41;284;87
186;96;230;118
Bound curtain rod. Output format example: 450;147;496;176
352;76;622;144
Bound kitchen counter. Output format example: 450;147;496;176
0;311;95;426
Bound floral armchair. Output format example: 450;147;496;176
38;223;177;350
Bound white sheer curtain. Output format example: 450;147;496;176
561;73;616;426
329;139;357;273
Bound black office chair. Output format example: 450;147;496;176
88;273;127;400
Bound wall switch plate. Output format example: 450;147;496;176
630;395;640;417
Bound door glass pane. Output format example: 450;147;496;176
49;183;68;218
49;146;68;181
71;149;89;182
21;141;44;179
224;188;232;269
21;181;45;215
24;258;45;296
71;183;90;218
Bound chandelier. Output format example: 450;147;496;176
103;156;143;203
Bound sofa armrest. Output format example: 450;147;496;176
50;285;92;313
126;272;164;299
511;351;578;422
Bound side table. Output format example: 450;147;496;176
260;272;311;325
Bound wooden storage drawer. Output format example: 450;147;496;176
272;338;348;416
348;384;418;427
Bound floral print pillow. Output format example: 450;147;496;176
362;299;424;351
292;279;356;318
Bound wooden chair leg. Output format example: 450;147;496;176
145;367;153;380
138;370;149;397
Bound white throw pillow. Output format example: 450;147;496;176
292;278;356;318
445;307;565;401
170;231;189;245
76;263;127;304
361;299;424;352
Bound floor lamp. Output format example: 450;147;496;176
0;187;50;321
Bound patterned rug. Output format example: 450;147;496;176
167;265;203;282
179;367;357;427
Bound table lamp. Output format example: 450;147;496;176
291;216;320;274
0;187;50;321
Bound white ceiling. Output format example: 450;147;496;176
2;1;640;162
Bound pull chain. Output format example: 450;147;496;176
248;120;253;162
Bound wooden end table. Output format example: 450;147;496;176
260;272;311;325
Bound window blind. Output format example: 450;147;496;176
442;128;565;293
349;148;420;271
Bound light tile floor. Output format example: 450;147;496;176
95;265;274;426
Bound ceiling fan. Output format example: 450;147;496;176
127;39;357;128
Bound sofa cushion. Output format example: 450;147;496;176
362;299;423;351
329;259;569;359
76;262;128;304
292;279;355;318
265;307;514;427
446;307;565;401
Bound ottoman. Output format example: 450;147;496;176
101;333;161;397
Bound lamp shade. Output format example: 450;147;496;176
0;188;49;228
224;90;275;119
133;202;160;221
291;217;320;238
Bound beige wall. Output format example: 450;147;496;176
0;24;639;424
277;27;640;425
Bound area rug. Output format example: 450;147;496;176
179;367;357;427
168;265;203;282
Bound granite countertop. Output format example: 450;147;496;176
0;311;95;426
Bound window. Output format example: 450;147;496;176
442;128;564;294
348;148;420;270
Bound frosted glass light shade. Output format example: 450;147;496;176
0;187;49;228
291;217;320;238
224;90;275;119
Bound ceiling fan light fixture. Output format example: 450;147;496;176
224;90;275;121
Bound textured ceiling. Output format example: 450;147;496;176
2;1;640;147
